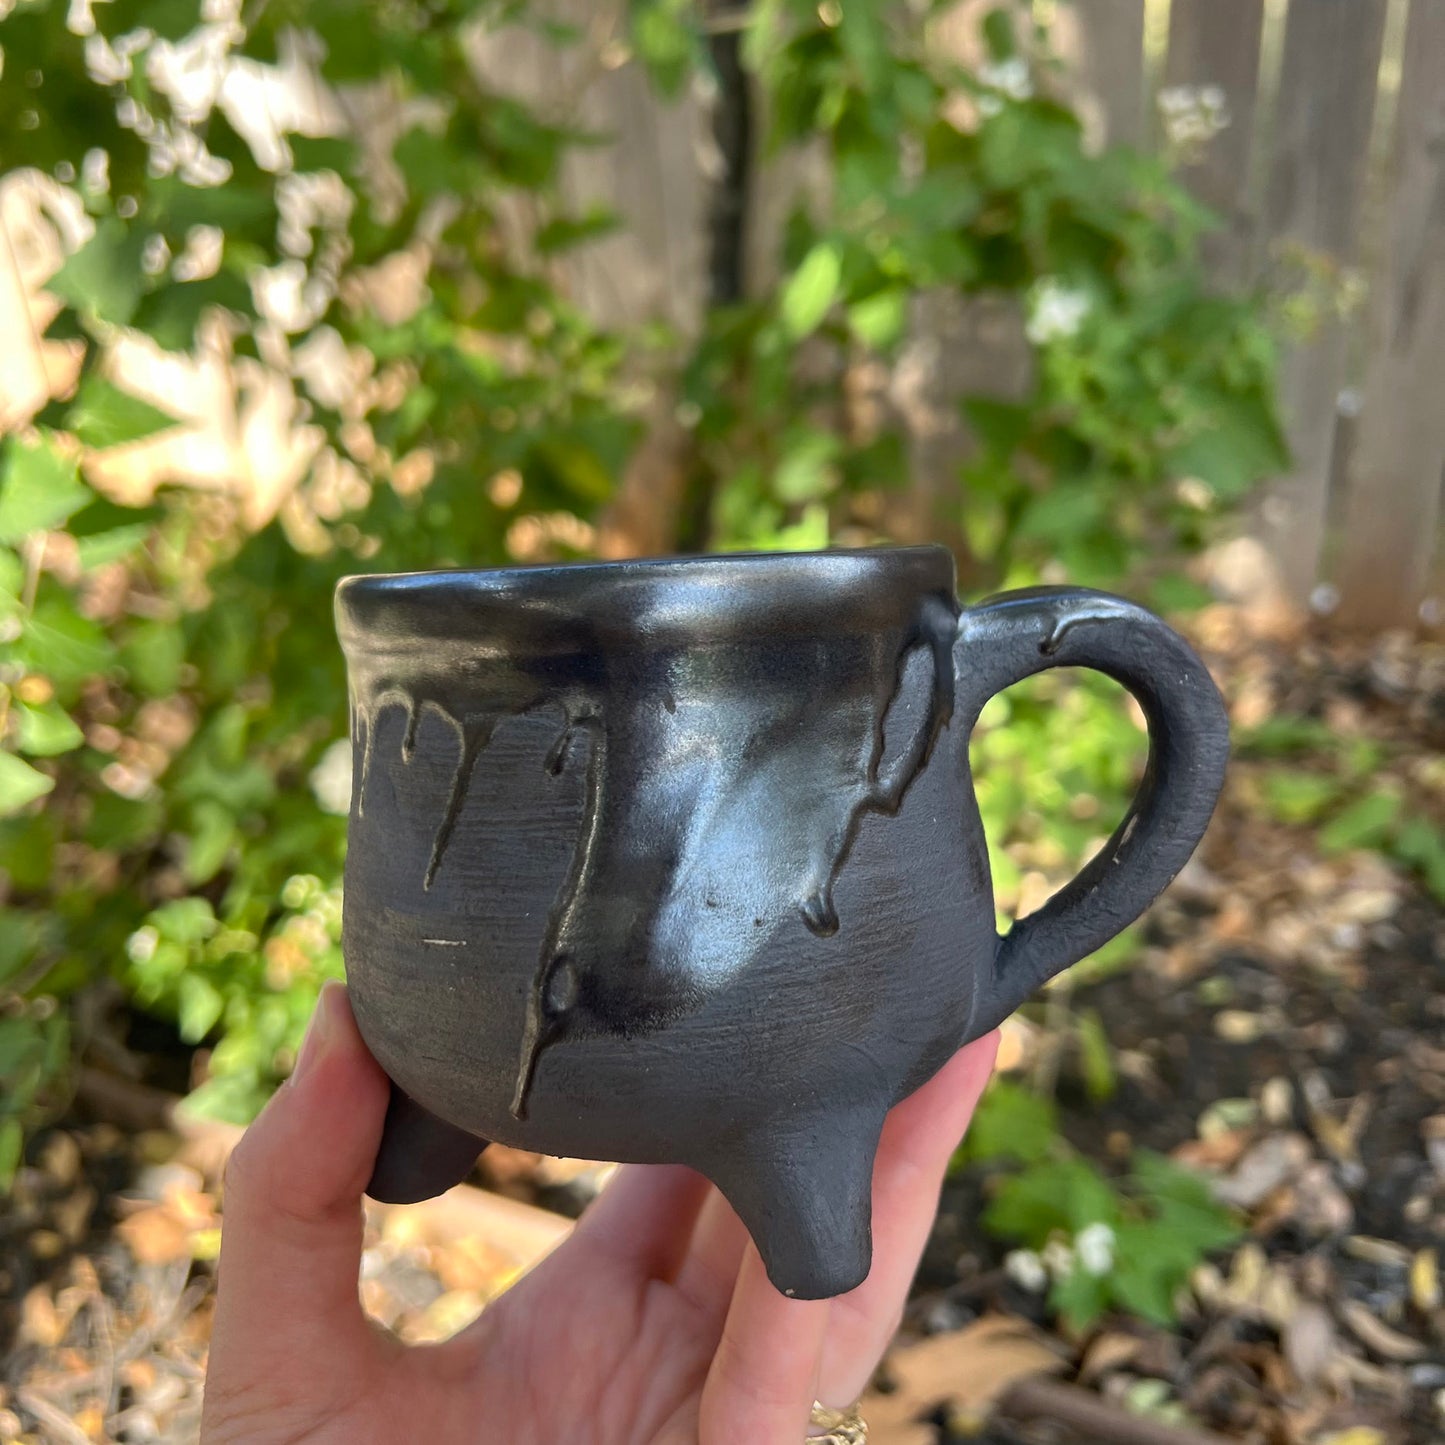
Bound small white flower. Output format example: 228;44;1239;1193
309;738;353;816
1005;1249;1048;1292
1076;1222;1117;1277
126;925;160;964
1042;1238;1076;1281
980;56;1033;101
1157;85;1231;151
1026;278;1092;346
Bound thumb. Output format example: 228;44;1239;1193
208;981;390;1375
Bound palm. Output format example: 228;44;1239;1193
202;985;995;1445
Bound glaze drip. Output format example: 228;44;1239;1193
1038;598;1132;655
337;553;961;1125
792;593;958;938
424;716;496;891
515;710;602;1118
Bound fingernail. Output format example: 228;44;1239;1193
291;980;343;1085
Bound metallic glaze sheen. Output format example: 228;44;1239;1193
336;547;1229;1298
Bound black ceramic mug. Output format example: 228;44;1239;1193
336;546;1228;1298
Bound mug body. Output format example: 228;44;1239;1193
338;548;993;1175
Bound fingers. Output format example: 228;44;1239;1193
672;1187;751;1320
697;1244;829;1445
570;1163;713;1281
815;1033;999;1407
207;982;391;1378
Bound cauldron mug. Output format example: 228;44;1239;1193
336;546;1228;1299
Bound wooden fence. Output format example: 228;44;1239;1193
496;0;1445;629
1053;0;1445;629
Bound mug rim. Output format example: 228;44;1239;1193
336;544;958;652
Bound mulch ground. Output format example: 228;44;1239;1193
2;612;1442;1444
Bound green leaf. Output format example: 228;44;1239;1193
85;790;165;852
1166;393;1289;501
177;972;225;1044
1393;817;1445;903
15;702;84;758
982;6;1017;60
95;0;200;39
152;897;217;945
1260;769;1343;825
1107;1226;1180;1324
19;602;115;692
630;0;704;97
0;435;90;542
0;1118;21;1191
838;2;890;92
0;752;55;817
133;271;254;351
123;619;186;698
1050;1261;1110;1331
46;219;147;327
1015;483;1106;544
184;799;235;884
0;812;56;892
1147;574;1215;615
847;288;907;349
774;429;840;503
1321;789;1402;854
964;1079;1058;1164
1237;715;1337;758
0;1015;45;1080
962;398;1031;458
781;242;842;339
535;208;621;255
984;1156;1120;1245
77;523;152;571
68;378;181;450
287;136;359;175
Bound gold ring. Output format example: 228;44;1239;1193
807;1400;867;1443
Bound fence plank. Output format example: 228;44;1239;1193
1336;0;1445;629
1163;0;1265;281
881;0;1030;570
1254;0;1389;608
469;8;708;335
1050;0;1147;151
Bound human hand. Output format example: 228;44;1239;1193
202;982;997;1445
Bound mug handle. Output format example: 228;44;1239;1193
954;586;1230;1037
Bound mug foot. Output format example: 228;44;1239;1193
713;1109;884;1300
366;1083;488;1204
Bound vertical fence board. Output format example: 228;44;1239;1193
1336;0;1445;628
1254;0;1389;607
1050;0;1148;151
1164;0;1266;280
469;8;708;335
881;0;1030;569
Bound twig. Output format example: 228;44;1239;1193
1002;1377;1233;1445
16;1389;93;1445
75;1066;178;1132
703;8;750;33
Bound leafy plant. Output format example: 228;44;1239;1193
0;0;635;1157
962;1081;1240;1329
670;0;1284;595
1239;718;1445;902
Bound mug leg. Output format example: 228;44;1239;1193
712;1107;884;1300
366;1082;488;1204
